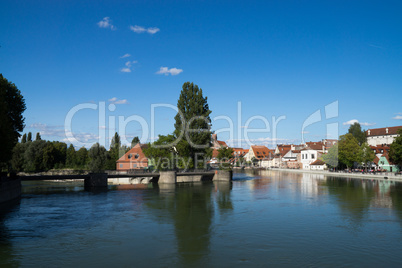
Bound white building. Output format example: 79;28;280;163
366;126;402;146
300;147;322;170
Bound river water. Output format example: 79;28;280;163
1;170;402;267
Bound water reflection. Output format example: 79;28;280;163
0;199;21;267
146;182;217;265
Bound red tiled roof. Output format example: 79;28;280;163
217;140;228;147
117;143;148;163
370;145;390;154
366;126;402;137
251;145;274;160
310;159;325;166
306;141;323;150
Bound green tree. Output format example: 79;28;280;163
348;122;366;146
360;142;375;172
143;135;176;170
21;133;27;143
75;147;89;169
173;82;212;168
131;136;140;148
0;74;26;169
23;140;47;172
217;146;234;170
27;132;32;142
88;143;107;172
389;129;402;170
35;132;41;141
322;144;339;168
11;142;27;172
105;132;122;170
338;133;361;169
66;144;76;168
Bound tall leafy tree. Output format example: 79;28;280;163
66;144;76;168
75;147;89;169
0;74;26;169
21;133;27;143
322;144;339;168
35;132;41;141
27;132;32;142
23;140;47;172
360;142;375;172
217;146;234;170
143;135;177;170
88;143;107;172
106;132;122;170
131;136;140;148
348;122;366;146
338;133;361;169
173;82;212;168
389;129;402;170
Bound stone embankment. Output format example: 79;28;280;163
263;168;402;181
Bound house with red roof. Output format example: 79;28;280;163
366;126;402;146
116;143;149;171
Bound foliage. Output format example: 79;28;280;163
66;144;76;168
35;132;41;141
217;146;234;170
322;144;339;168
173;82;212;168
389;129;402;169
338;133;361;169
348;122;366;146
23;140;47;172
105;132;122;170
21;133;27;143
143;135;176;170
217;146;234;161
131;136;140;148
75;147;89;169
88;143;107;172
0;74;26;169
360;142;375;171
27;132;32;142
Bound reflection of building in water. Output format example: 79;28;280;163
370;181;393;209
300;173;326;197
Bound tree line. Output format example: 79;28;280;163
10;132;140;173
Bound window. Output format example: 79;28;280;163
302;154;304;159
120;164;123;168
312;154;315;159
135;154;139;159
128;154;132;159
133;164;137;168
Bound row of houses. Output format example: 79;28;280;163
115;126;401;172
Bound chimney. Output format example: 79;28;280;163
386;128;389;134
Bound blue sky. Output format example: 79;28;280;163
1;0;401;149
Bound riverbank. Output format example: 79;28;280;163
244;168;402;181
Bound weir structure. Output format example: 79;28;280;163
0;170;233;203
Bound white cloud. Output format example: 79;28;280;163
108;97;129;104
97;17;116;30
156;66;183;76
393;115;402;120
343;119;376;126
120;67;131;73
120;60;138;73
120;53;131;58
130;25;160;34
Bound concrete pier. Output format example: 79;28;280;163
84;173;108;191
158;171;177;184
213;170;233;181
